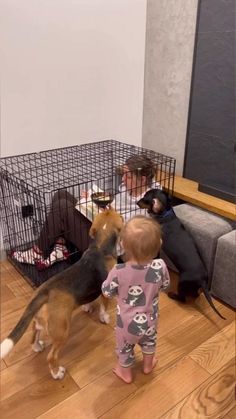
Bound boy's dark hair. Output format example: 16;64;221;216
125;154;155;186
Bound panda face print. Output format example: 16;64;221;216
151;260;163;270
123;285;146;307
128;313;148;335
133;313;148;325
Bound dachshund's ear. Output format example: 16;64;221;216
137;198;149;209
152;198;161;213
160;189;172;210
165;193;172;210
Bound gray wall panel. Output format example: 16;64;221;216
198;0;236;32
184;0;236;202
191;30;235;140
185;130;234;190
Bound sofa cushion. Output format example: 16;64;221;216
173;204;233;283
211;230;236;308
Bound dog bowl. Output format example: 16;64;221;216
91;192;114;208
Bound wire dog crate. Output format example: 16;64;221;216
0;140;176;287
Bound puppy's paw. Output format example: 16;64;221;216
99;311;110;324
82;304;93;313
32;340;45;352
50;366;66;380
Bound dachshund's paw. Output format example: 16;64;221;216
50;366;66;380
99;311;110;324
32;340;45;352
82;304;93;313
168;291;186;303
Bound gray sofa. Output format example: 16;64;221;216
211;230;236;309
165;203;236;309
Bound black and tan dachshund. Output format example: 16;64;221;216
137;189;225;319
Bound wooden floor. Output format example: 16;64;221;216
0;260;235;419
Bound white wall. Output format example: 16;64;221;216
1;0;147;157
142;0;198;174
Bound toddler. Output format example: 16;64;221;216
102;215;170;383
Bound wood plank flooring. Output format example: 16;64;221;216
0;260;235;418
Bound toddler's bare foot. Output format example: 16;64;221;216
143;355;157;374
112;363;132;384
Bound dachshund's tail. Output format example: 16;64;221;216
202;286;226;320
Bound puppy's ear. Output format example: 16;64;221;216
120;215;124;223
115;215;124;233
89;227;97;239
137;198;149;209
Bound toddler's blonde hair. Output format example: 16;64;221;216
121;215;161;264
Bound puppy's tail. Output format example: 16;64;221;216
0;290;48;359
202;286;226;320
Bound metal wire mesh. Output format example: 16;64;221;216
0;139;176;286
